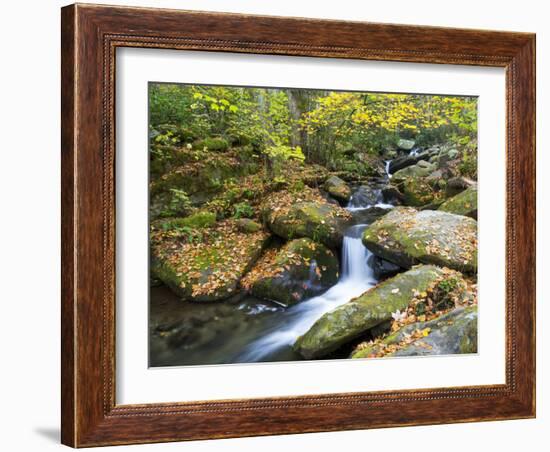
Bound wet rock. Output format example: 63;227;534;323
367;254;403;280
351;206;391;225
381;185;404;204
348;185;380;207
293;265;445;359
362;207;477;273
324;176;351;202
351;306;478;358
242;238;339;306
439;186;478;219
388;150;432;173
445;176;476;197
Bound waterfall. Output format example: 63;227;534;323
236;198;378;362
409;146;420;157
385;160;392;178
347;186;393;211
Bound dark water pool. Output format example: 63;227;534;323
149;285;304;366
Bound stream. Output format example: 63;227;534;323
150;186;394;366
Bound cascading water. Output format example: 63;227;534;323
236;201;378;362
409;146;420;157
385;160;392;178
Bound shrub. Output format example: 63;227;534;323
158;188;192;218
232;202;254;219
195;137;229;152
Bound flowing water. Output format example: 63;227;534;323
385;160;392;178
235;223;376;362
409;146;421;157
150;187;394;366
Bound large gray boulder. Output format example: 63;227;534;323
293;265;445;359
242;238;339;306
351;306;478;358
362;207;477;273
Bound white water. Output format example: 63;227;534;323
347;187;394;211
385;160;392;178
237;206;378;362
409;146;420;157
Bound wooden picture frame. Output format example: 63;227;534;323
61;3;536;447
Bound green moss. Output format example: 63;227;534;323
248;238;339;306
157;211;217;231
351;306;478;359
323;176;351;202
151;222;269;302
362;207;477;273
267;201;352;249
235;219;262;233
194;137;229;152
294;265;444;359
402;178;435;207
439;186;477;219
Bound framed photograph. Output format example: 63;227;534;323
61;3;536;447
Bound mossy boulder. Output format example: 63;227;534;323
323;176;351;202
242;238;339;306
151;220;269;302
397;138;416;151
401;178;437;207
392;161;436;184
235;218;262;233
439;186;477;219
265;200;353;249
351;306;478;358
362;207;477;273
293;265;445;359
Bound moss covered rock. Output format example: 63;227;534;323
242;238;339;306
397;138;416;151
265;199;353;249
439;186;478;219
323;176;351;202
362;207;477;273
392;161;436;184
351;306;478;358
151;220;269;302
401;178;436;207
293;265;445;359
235;218;262;233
